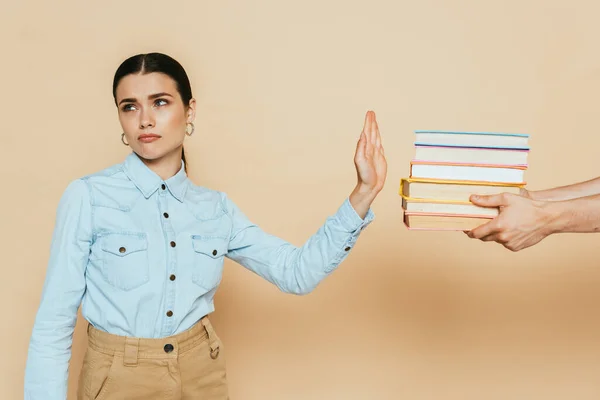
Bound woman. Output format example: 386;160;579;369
24;52;387;400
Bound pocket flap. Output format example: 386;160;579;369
192;237;228;258
101;233;148;257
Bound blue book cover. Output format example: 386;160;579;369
414;130;530;150
414;130;529;137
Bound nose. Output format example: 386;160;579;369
139;107;155;129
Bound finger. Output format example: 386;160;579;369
375;143;386;164
468;219;498;239
364;112;374;158
479;234;500;242
373;114;382;150
370;111;378;145
470;193;507;208
374;129;384;158
362;111;371;134
355;131;366;161
363;111;373;145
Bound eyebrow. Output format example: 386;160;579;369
118;92;174;106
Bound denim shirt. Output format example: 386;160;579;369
24;151;374;399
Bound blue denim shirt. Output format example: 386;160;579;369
24;151;374;399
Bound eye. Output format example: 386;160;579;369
154;98;169;107
121;104;136;112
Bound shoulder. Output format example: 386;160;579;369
60;178;90;201
81;160;127;184
184;182;231;221
53;179;92;219
76;161;140;210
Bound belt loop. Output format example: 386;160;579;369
201;317;220;359
123;337;139;366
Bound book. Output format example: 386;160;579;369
414;130;529;150
400;178;522;202
400;129;530;231
414;145;529;166
401;197;498;216
410;161;526;184
404;211;492;230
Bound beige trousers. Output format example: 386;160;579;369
77;316;229;399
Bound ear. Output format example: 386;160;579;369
186;98;197;123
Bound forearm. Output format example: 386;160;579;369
349;184;377;219
547;194;600;233
25;179;91;399
225;194;374;295
530;176;600;201
25;320;76;400
25;283;83;399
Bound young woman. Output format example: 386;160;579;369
24;52;387;400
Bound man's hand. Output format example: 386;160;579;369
465;192;555;252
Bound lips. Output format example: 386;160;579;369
138;134;161;143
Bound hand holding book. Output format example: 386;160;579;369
464;192;555;252
400;130;530;230
400;130;600;249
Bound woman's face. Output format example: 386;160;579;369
115;72;195;161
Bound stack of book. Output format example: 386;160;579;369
400;130;530;230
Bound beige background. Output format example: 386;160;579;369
2;0;600;399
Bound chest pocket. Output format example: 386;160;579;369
191;236;228;291
100;233;150;291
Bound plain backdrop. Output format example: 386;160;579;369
3;1;600;399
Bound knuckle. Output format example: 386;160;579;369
497;232;509;242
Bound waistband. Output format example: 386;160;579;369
86;316;220;365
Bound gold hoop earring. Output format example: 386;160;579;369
186;122;195;136
121;133;129;146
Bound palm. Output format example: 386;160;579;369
354;111;387;193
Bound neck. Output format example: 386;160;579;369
140;147;183;181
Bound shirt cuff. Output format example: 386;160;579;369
336;197;375;232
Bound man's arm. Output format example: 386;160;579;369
547;194;600;233
526;176;600;201
466;192;600;252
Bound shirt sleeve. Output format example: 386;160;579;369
222;193;374;295
24;179;92;400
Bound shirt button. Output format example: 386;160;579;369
344;246;351;251
119;247;126;253
163;212;169;218
166;310;173;317
170;241;176;248
161;184;166;190
164;344;174;353
212;249;217;256
170;274;176;281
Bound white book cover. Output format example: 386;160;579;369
410;163;526;184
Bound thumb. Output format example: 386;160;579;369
470;193;507;207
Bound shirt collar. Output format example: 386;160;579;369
123;152;188;202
